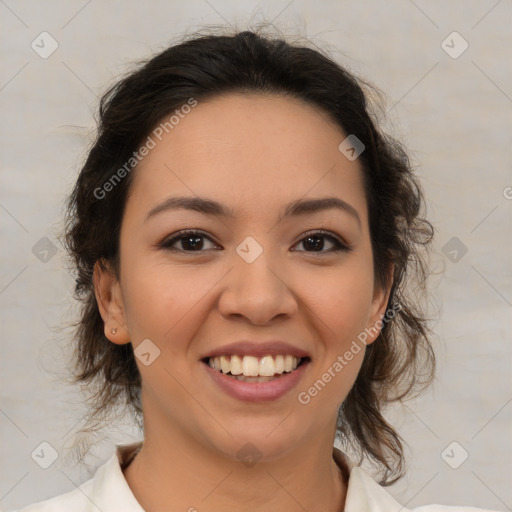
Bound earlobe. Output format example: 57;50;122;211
93;259;131;345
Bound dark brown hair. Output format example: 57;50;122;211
62;25;435;485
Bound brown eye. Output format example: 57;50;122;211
292;231;351;254
159;230;219;252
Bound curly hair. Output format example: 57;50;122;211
61;25;435;485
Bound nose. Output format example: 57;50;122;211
217;244;298;325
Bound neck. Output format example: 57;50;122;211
123;431;348;512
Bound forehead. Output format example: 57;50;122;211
125;93;368;224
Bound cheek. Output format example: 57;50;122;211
300;273;371;410
120;253;215;343
306;260;374;342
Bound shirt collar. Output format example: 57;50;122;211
89;442;410;512
333;447;412;512
90;442;145;512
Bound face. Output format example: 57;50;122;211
95;93;391;461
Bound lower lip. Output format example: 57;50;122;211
203;360;310;402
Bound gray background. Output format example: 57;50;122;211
1;1;511;511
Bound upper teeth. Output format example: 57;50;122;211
208;355;301;377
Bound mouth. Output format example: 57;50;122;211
200;354;311;402
201;354;311;382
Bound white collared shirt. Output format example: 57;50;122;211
9;442;498;512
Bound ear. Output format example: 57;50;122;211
93;259;131;345
364;263;395;346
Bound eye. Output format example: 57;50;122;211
291;230;351;254
159;230;219;252
158;229;351;254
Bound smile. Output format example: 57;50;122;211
207;354;304;379
202;355;311;402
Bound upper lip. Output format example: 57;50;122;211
201;341;311;360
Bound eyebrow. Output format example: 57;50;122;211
145;195;361;227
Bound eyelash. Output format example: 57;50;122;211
158;229;352;254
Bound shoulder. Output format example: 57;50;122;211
7;442;144;512
7;479;94;512
334;447;499;512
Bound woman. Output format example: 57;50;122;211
12;27;499;512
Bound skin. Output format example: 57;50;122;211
94;93;392;512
